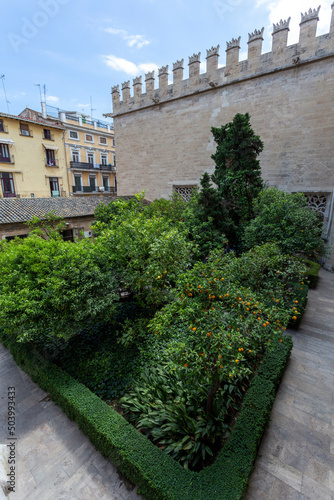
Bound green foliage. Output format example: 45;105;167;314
56;322;141;400
25;211;66;240
150;245;303;395
0;236;119;342
0;328;293;500
120;366;230;469
242;188;324;257
98;206;193;311
211;113;264;244
180;175;229;259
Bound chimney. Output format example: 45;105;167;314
41;101;47;119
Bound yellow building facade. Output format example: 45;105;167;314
0;112;68;198
61;112;116;197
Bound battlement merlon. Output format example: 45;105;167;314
110;9;334;116
145;71;155;96
248;28;264;61
299;6;321;44
189;52;201;79
158;65;169;93
226;37;241;68
173;59;184;85
121;80;131;102
133;76;142;100
206;45;220;74
111;85;120;108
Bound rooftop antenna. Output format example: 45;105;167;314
35;83;42;102
1;75;10;114
90;95;96;119
43;84;47;103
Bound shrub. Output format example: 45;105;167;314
242;188;324;258
0;236;119;343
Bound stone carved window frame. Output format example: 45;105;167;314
173;185;196;202
303;192;331;220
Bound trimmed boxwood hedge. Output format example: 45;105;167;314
0;331;293;500
304;259;321;289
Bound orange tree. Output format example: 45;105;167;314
149;244;306;414
0;235;119;344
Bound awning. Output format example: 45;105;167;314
0;138;14;145
42;143;59;151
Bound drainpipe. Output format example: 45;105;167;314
62;129;71;197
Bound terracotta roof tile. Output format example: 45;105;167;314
0;196;114;224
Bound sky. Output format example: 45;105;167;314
0;0;332;122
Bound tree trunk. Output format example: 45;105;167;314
206;379;221;414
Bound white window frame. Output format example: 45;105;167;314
87;151;95;164
85;133;94;143
99;136;107;145
71;149;80;162
69;130;79;140
100;154;108;165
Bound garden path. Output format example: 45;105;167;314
0;344;142;500
246;267;334;500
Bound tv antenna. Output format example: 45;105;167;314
1;75;10;114
90;96;96;119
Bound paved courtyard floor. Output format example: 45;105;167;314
246;268;334;499
0;345;141;500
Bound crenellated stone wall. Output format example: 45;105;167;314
106;6;334;269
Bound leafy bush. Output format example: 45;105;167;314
120;366;232;469
97;206;193;311
149;244;304;423
0;236;119;343
242;188;324;258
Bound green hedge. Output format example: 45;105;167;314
0;331;293;500
304;259;321;289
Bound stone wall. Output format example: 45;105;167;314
108;6;334;268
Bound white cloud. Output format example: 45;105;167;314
137;63;159;73
257;1;332;45
47;95;59;103
103;55;139;76
126;35;150;49
103;55;159;77
105;27;150;49
78;103;90;108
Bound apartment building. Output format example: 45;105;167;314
0;111;67;199
59;111;116;197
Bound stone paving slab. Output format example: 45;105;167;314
246;268;334;500
0;346;142;500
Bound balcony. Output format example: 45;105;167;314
70;161;116;172
72;185;116;194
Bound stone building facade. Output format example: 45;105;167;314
107;6;334;268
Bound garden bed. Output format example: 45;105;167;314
0;330;292;500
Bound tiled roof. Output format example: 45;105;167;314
0;196;114;224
